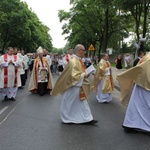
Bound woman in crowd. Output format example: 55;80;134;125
115;55;123;70
58;55;64;74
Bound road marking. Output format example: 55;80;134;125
0;93;29;126
0;106;9;115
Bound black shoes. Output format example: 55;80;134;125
4;96;8;101
102;102;108;104
122;125;139;133
10;97;16;101
4;96;16;101
63;120;98;125
84;120;98;125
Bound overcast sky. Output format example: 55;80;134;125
22;0;71;48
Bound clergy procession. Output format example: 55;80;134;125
0;44;150;135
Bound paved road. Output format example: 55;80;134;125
0;72;150;150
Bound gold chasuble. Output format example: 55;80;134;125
51;56;90;100
91;59;114;93
28;57;53;92
117;52;150;106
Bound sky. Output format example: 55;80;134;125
22;0;71;48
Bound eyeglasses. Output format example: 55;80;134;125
80;49;86;51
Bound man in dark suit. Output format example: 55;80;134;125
133;51;145;66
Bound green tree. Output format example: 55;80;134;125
59;0;129;59
119;0;150;51
0;0;52;53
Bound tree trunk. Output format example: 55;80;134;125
2;30;9;53
102;8;109;52
139;1;149;51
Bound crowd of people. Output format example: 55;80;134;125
0;45;150;133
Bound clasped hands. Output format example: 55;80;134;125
84;73;90;78
8;60;14;65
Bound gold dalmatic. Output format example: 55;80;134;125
51;57;90;101
117;52;150;106
91;59;114;93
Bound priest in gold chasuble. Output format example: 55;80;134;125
117;52;150;132
51;44;97;124
91;54;114;103
28;46;53;96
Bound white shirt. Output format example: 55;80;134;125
63;54;75;67
45;55;52;66
58;59;64;66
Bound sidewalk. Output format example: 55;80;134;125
111;67;126;91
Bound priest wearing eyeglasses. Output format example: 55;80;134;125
51;44;98;125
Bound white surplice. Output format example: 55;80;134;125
60;75;93;123
17;53;25;75
63;54;75;67
0;54;21;99
123;84;150;131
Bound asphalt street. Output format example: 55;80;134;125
0;72;150;150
